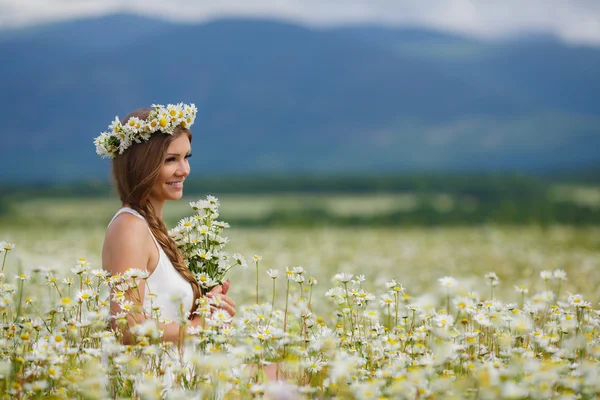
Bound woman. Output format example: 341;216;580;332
96;103;235;344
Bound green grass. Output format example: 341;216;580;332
5;187;600;229
2;196;599;310
1;194;425;227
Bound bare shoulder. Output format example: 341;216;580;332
102;212;153;275
105;212;148;241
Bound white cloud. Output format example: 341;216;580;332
0;0;599;45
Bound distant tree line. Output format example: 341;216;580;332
1;172;599;226
0;173;557;197
224;198;600;227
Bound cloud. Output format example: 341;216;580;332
1;0;599;45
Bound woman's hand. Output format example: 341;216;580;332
207;280;236;317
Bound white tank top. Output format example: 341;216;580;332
108;207;194;322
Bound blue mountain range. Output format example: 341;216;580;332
1;14;599;182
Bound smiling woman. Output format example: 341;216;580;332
95;104;236;345
148;134;192;207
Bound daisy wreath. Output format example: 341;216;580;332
94;103;197;158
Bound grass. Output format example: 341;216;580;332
2;203;599;311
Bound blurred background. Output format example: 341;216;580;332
0;1;599;302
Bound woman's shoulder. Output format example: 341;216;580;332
105;211;152;250
108;210;147;232
103;210;154;274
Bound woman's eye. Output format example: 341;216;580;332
166;157;176;162
185;153;192;159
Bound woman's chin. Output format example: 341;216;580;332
171;192;184;200
165;185;184;199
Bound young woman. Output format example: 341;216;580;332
96;104;235;344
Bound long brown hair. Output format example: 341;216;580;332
111;108;201;318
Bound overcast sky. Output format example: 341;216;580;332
1;0;599;46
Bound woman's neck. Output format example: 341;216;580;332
148;198;164;220
123;200;164;220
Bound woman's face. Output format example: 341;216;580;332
149;133;191;206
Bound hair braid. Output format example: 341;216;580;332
132;202;202;318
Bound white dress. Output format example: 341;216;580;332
108;207;194;322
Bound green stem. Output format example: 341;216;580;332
53;281;63;298
29;305;51;333
271;279;276;311
14;279;24;323
1;251;8;272
255;261;259;304
267;278;276;327
343;282;355;335
395;292;399;328
283;279;290;333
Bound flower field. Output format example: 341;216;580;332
0;198;599;399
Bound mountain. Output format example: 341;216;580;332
0;15;599;182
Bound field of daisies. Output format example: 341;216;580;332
1;195;600;399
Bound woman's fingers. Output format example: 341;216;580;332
221;294;235;309
206;282;235;316
222;280;230;295
220;300;236;317
209;285;223;295
208;281;230;295
206;292;236;317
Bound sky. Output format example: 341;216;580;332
0;0;599;46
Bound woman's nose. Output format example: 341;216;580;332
178;160;190;177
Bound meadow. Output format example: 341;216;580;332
2;195;600;305
1;194;599;398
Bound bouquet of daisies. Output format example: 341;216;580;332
169;196;247;293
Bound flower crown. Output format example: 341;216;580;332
94;103;197;159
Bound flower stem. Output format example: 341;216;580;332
284;279;290;333
1;251;8;272
271;279;276;314
14;279;24;323
395;292;399;328
255;261;259;304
